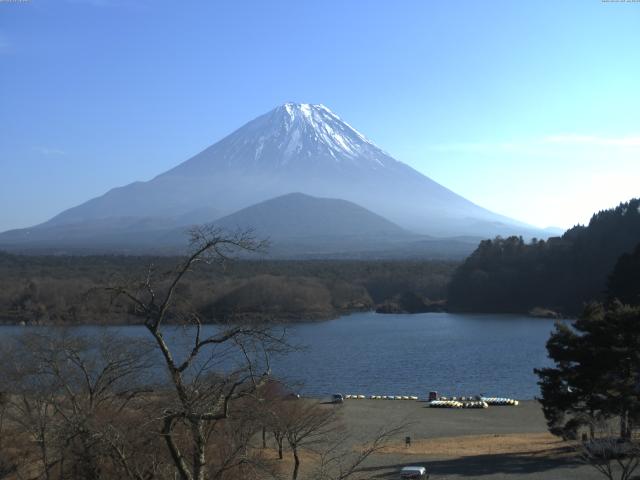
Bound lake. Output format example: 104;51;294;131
0;312;560;399
277;312;560;399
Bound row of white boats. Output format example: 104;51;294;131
480;397;519;406
342;394;519;408
344;394;419;400
427;397;520;408
429;400;489;409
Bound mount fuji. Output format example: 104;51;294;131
0;103;547;256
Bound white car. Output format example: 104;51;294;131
400;466;428;478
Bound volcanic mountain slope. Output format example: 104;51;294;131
212;193;407;239
1;102;547;253
2;192;483;258
158;192;435;257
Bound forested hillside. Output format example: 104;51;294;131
0;253;455;324
448;198;640;315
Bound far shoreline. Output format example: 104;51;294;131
0;308;572;327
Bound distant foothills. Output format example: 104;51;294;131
0;198;638;325
0;103;559;258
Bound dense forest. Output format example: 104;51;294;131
448;198;640;315
3;199;640;325
0;253;456;325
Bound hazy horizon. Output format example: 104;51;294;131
1;0;639;232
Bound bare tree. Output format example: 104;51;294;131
0;391;17;480
267;396;405;480
1;225;406;480
311;423;406;480
579;419;640;480
278;400;338;480
1;334;60;480
253;379;290;459
0;330;158;480
205;395;282;480
107;226;287;480
266;405;288;461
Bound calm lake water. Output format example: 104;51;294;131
278;312;559;399
0;312;559;399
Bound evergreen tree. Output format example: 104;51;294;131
608;243;640;306
535;302;640;440
449;198;640;314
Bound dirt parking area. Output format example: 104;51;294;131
329;399;605;480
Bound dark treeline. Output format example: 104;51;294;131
0;253;456;325
448;198;640;315
607;242;640;307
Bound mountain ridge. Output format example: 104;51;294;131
1;102;551;254
210;192;408;239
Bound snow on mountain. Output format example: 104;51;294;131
1;102;548;249
165;102;398;176
277;103;384;164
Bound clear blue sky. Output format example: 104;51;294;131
1;0;639;231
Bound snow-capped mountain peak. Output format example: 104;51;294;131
222;102;391;169
19;101;543;244
163;102;398;177
278;102;371;150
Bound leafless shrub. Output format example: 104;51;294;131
578;420;640;480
